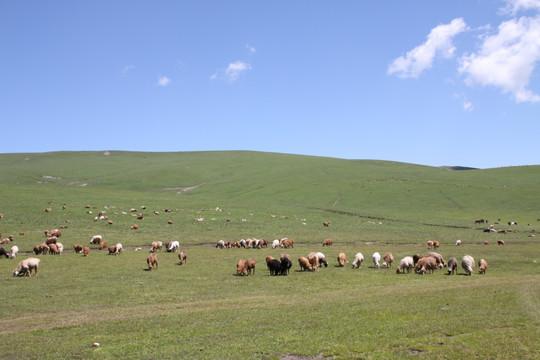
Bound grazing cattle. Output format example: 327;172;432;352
322;238;333;246
352;252;364;269
147;253;158;270
151;241;163;253
236;259;247;276
316;252;328;267
13;258;40;277
461;255;475;275
0;247;8;258
337;252;347;267
497;240;505;245
478;259;488;274
90;235;102;245
396;256;414;274
447;257;458;275
100;242;108;250
83;246;90;256
382;252;394;268
280;257;292;275
307;252;319;270
372;252;381;269
245;258;256;276
73;245;83;254
166;241;180;252
298;257;312;271
178;251;187;265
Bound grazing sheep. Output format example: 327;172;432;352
236;259;247;276
298;257;312;271
13;258;40;277
478;259;488;274
396;256;413;274
33;245;41;255
239;239;247;248
412;254;422;265
0;238;10;245
245;258;256;276
455;239;462;246
48;243;59;255
497;240;505;245
150;241;163;252
382;252;394;268
433;240;440;248
100;242;108;250
45;229;61;237
419;257;438;274
414;256;432;273
447;257;458;275
9;245;19;259
83;246;90;256
427;252;447;268
271;239;280;249
483;240;489;246
131;224;139;230
316;252;328;267
108;246;116;255
40;244;50;255
280;257;292;275
372;252;381;268
56;242;64;254
166;241;179;252
337;252;347;267
322;238;333;246
461;255;475;275
216;240;226;249
178;251;187;265
45;237;58;245
90;235;102;245
0;247;8;258
114;243;123;254
147;253;158;270
267;258;281;275
352;252;364;269
427;240;434;249
307;252;319;270
73;244;83;254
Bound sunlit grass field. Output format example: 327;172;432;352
0;151;538;359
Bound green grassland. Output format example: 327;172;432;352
0;151;538;359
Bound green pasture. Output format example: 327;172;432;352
0;151;539;359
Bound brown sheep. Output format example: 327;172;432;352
265;255;276;263
147;253;158;270
427;240;434;249
236;259;247;276
420;257;438;274
245;258;256;275
382;252;394;268
322;238;333;246
33;245;41;255
432;240;440;249
73;244;83;254
414;256;432;273
178;251;187;265
131;224;139;230
478;259;488;274
108;246;117;255
337;252;347;267
45;229;61;237
483;240;489;246
100;241;108;250
48;243;59;255
45;237;58;245
298;256;311;271
323;222;330;227
307;252;319;270
497;240;505;245
39;244;49;255
150;241;163;253
83;246;90;257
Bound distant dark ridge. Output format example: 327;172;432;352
440;166;479;171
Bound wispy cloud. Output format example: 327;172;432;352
157;76;172;87
211;60;252;81
246;44;256;54
121;65;135;77
387;18;467;78
500;0;540;15
459;15;540;103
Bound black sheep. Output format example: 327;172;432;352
280;258;292;275
266;259;281;276
0;247;8;258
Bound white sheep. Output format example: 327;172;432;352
271;239;280;249
56;242;64;254
115;243;123;254
352;252;364;269
461;255;475;275
447;257;458;275
13;258;40;277
455;239;462;246
167;240;179;252
216;240;226;249
372;252;381;269
316;252;328;267
90;235;102;245
9;245;19;259
396;256;413;273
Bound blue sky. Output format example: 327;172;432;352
1;0;539;168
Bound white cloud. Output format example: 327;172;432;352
247;45;256;54
500;0;540;15
211;60;252;81
388;18;467;78
459;15;540;103
463;99;474;111
157;76;172;87
121;65;135;77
